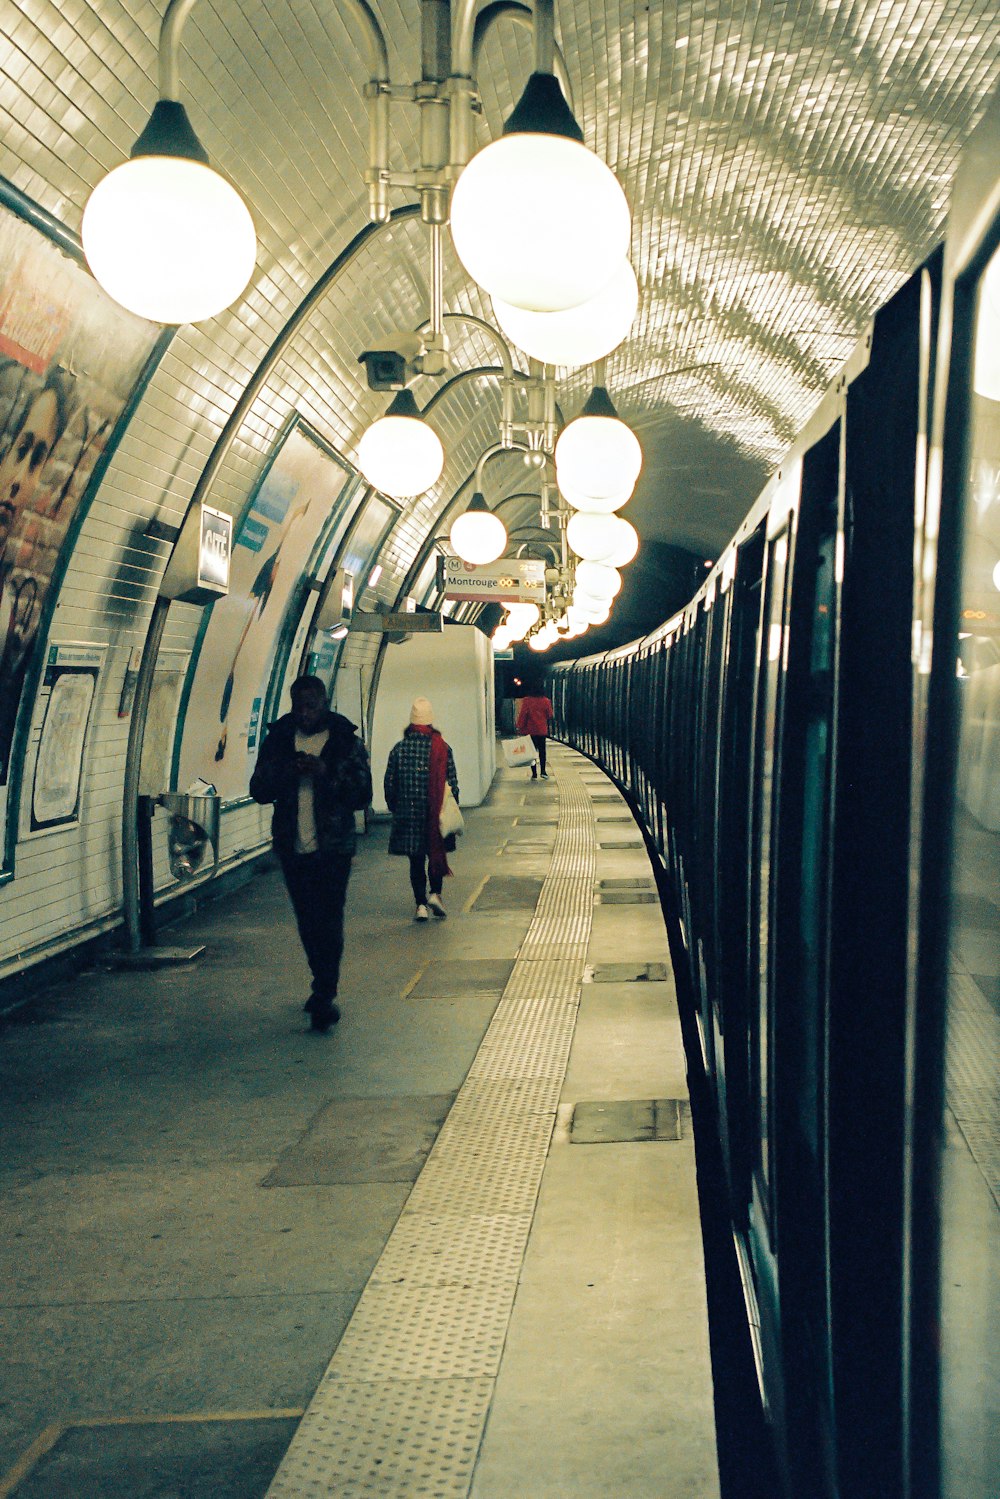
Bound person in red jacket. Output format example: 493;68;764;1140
516;686;554;779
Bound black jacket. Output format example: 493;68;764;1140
249;709;372;858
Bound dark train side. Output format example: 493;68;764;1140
548;97;999;1499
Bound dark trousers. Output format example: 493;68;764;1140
530;734;547;775
409;853;443;905
280;850;351;1001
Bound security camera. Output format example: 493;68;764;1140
358;332;426;391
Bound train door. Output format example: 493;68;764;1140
771;421;841;1497
745;487;797;1432
695;588;727;1077
717;523;765;1219
911;93;1000;1499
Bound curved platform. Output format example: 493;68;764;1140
0;747;717;1498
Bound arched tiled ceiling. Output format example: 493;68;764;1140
3;0;998;574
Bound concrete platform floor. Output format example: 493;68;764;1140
0;746;718;1498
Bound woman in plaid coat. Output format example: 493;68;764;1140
384;697;460;921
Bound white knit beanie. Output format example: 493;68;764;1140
409;696;433;726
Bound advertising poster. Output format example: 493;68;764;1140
0;201;161;796
310;494;398;685
30;644;105;829
176;421;354;802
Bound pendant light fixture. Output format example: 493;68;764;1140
450;69;630;313
567;510;639;567
555;385;643;506
449;491;508;564
491;260;639;369
82;100;256;324
357;389;445;499
575;560;622;599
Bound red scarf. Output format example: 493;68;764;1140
410;724;452;881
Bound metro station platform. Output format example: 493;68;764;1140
0;745;718;1499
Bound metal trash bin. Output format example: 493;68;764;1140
155;792;221;881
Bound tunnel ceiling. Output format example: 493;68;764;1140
2;1;998;569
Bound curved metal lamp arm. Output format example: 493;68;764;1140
470;2;574;112
159;0;390;95
156;0;392;219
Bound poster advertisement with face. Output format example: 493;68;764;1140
175;421;355;802
0;200;162;810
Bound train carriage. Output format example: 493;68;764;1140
548;92;999;1499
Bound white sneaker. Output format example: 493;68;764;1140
414;904;430;921
428;893;447;920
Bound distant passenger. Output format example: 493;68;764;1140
384;697;460;922
516;686;554;779
249;675;372;1033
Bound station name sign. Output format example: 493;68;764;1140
440;556;546;603
351;610;443;632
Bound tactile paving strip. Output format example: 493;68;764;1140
266;761;597;1497
946;971;1000;1207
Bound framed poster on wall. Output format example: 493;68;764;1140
174;417;358;803
0;178;169;875
30;643;105;830
308;493;399;689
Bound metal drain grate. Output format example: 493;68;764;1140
266;763;597;1498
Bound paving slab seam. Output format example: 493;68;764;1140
265;765;596;1498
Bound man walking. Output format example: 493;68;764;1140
250;675;372;1032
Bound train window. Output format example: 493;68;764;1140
938;240;1000;1499
750;522;792;1228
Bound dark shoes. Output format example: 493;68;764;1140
304;993;340;1032
310;1001;340;1033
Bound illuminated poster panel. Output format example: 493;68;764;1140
176;419;354;802
0;186;166;874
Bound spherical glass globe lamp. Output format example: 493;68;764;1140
504;601;541;640
555;386;642;504
559;476;634;514
566;509;623;562
449;491;508;564
596;515;639;568
580;598;611;626
492;260;638;368
358;390;445;499
449;74;630;313
82;103;255;324
575;560;622;599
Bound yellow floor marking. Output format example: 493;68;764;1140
401;961;429;999
0;1411;305;1497
0;1424;62;1499
496;840;509;856
463;874;490;913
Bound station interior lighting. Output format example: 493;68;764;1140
449;492;509;565
356;390;445;499
449;73;631;315
555;385;643;506
575;559;622;598
566;509;635;564
81;102;256;324
82;5;632;331
491;260;639;368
